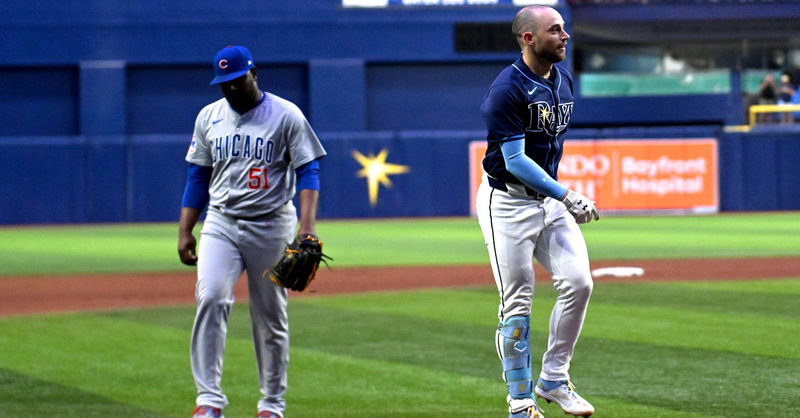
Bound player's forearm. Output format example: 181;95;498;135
178;207;202;235
297;188;319;235
500;139;568;199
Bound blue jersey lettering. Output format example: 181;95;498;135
242;135;252;158
213;137;223;163
265;140;274;163
231;134;241;157
211;134;273;163
254;137;264;160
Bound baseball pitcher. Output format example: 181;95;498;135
178;45;326;418
476;6;598;418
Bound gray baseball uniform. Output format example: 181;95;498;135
186;92;326;414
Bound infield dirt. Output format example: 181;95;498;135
1;257;798;316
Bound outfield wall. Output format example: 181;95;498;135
2;128;798;224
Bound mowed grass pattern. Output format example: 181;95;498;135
1;213;799;417
1;279;798;417
1;213;800;276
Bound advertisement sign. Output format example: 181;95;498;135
469;139;719;214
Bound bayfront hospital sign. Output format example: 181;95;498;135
469;139;719;214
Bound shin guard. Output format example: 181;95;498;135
498;315;532;400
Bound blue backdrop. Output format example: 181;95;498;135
2;0;799;224
2;127;798;224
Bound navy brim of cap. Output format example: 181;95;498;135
210;68;250;86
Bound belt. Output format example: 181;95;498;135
209;204;284;222
487;176;547;200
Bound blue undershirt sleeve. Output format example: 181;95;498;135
500;139;568;199
181;163;212;209
295;159;320;191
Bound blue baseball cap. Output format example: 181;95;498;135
210;45;255;85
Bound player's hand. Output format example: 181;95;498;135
561;190;600;224
178;232;198;266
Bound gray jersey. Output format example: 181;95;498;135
186;92;326;218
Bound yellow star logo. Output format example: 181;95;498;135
539;105;553;125
351;148;410;207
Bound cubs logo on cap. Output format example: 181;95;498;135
210;45;255;85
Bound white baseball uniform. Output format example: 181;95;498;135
476;179;593;380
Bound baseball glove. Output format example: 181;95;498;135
265;234;330;292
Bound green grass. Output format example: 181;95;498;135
1;279;798;417
1;213;799;416
581;212;800;260
1;212;799;276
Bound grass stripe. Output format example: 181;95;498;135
0;315;193;417
567;213;800;260
3;281;799;417
0;368;167;418
573;337;799;417
583;302;800;359
292;287;499;324
286;347;500;417
101;282;800;416
2;213;800;275
588;279;800;319
672;278;800;295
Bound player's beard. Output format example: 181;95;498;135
545;48;566;64
536;43;567;64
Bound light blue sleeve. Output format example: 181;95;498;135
500;139;568;199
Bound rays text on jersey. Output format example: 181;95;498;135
211;134;275;163
527;101;573;135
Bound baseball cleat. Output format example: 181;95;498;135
256;411;282;418
508;395;545;418
192;405;223;418
534;379;594;417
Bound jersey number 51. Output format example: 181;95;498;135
248;167;270;189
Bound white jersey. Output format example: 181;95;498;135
186;92;326;219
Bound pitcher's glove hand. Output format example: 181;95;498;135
562;190;600;224
265;234;331;292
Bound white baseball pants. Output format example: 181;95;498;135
476;177;593;381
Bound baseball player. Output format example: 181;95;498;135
476;6;599;418
178;45;326;418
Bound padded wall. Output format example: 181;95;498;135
1;128;798;224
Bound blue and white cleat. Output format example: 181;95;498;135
508;395;545;418
534;379;594;417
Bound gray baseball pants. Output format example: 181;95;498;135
191;203;296;415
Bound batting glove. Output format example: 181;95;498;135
561;190;600;224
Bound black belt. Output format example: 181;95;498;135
487;176;547;200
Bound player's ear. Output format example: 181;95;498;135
250;67;258;80
522;32;534;46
